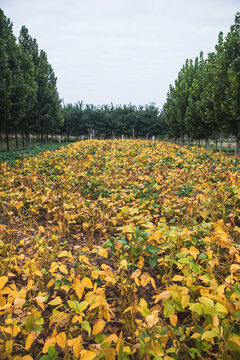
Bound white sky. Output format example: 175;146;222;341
1;0;239;108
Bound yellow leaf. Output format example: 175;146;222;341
137;257;144;269
172;275;184;282
228;334;240;347
181;295;190;309
92;319;106;335
22;356;34;360
212;315;219;327
191;332;201;339
122;225;134;233
43;338;56;353
15;201;23;210
25;332;36;350
14;298;25;307
0;276;8;290
58;250;70;258
13;324;21;337
79;255;91;265
140;274;149;287
150;276;156;289
59;264;68;275
170;314;178;327
80;350;96;360
73;279;84;300
98;248;108;258
200;297;214;308
49;296;62;306
56;332;66;349
5;339;13;354
72;315;83;323
119;259;128;269
49;262;59;273
215;302;228;315
0;303;11;311
130;269;141;279
230;264;240;274
27;279;34;291
34;270;43;277
137;298;151;317
103;347;116;360
68;335;82;358
82;222;89;229
82;277;93;288
102;334;118;344
189;246;200;260
39;226;45;233
154;291;171;302
122;306;133;314
34;296;47;310
202;327;219;341
34;296;47;303
146;310;159;328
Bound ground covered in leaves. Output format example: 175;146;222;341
0;140;240;360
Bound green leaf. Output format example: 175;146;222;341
118;238;128;245
233;283;240;295
48;345;58;359
215;302;228;315
102;239;113;248
95;334;107;343
189;303;203;316
135;227;141;238
146;244;160;254
202;327;219;340
147;256;158;269
40;356;50;360
67;300;88;313
188;348;201;359
164;303;175;318
80;321;91;335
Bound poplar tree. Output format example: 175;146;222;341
0;9;18;149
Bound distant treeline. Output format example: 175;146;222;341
1;8;240;153
63;102;164;140
162;13;240;154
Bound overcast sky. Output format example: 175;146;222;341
1;0;239;108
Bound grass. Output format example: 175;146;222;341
0;142;71;164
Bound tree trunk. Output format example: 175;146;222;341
6;131;9;151
22;133;25;148
15;132;18;149
219;131;223;153
26;133;29;147
235;136;239;156
180;134;184;146
132;128;135;140
205;138;209;150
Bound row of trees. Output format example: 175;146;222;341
63;102;165;140
162;13;240;154
0;9;62;150
1;9;240;152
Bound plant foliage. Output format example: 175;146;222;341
0;140;239;359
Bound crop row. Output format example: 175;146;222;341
0;140;239;359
